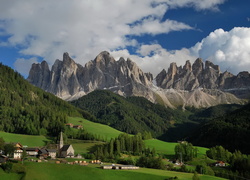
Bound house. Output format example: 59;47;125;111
73;125;83;129
13;143;23;159
58;132;75;158
38;149;48;159
26;148;39;156
75;154;83;159
215;161;226;167
0;155;8;163
46;149;57;159
65;123;73;128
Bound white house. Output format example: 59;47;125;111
13;143;23;159
47;149;57;159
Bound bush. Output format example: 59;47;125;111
11;163;26;174
1;162;13;173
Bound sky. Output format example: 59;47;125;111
0;0;250;77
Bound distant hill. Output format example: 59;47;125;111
0;63;89;136
186;103;250;154
71;90;192;137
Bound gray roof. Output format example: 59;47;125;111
61;145;71;151
46;149;57;152
26;148;38;151
39;149;48;154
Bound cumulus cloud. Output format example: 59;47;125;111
0;0;225;74
191;27;250;75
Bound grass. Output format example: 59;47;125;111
67;139;104;154
145;139;178;155
68;117;123;140
20;162;225;180
145;139;208;157
0;131;50;147
0;168;24;180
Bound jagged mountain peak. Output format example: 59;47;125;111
63;52;75;65
94;51;116;65
27;51;249;108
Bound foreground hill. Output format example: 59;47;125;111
0;162;226;180
187;103;250;154
0;63;87;136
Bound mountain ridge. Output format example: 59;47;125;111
27;51;249;108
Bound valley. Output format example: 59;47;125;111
1;58;250;180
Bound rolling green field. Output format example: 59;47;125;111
0;131;50;147
68;117;123;140
0;162;226;180
68;117;208;157
145;139;208;157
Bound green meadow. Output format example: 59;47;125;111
145;139;208;157
68;117;123;140
67;139;104;154
0;162;226;180
0;131;50;147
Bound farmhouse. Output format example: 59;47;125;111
65;123;73;128
38;149;48;159
73;125;83;129
58;132;75;158
13;142;23;159
47;149;57;159
26;147;39;156
215;161;226;167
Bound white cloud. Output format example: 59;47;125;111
0;0;225;73
14;57;38;77
130;18;193;35
191;27;250;74
165;0;226;11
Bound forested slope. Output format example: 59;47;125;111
71;90;191;137
187;103;250;153
0;63;87;136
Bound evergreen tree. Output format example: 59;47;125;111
192;171;200;180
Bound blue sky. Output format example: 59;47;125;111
0;0;250;77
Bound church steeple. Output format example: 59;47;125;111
59;131;64;149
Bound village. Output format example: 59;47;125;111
0;131;140;170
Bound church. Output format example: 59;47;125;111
58;132;75;158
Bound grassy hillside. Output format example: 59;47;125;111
68;117;123;141
145;139;208;157
0;131;50;147
0;162;226;180
71;90;174;137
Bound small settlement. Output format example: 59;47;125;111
0;132;75;162
0;131;139;170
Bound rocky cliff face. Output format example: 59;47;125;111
156;58;250;99
28;51;155;101
27;51;249;108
